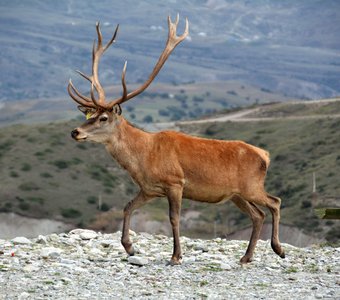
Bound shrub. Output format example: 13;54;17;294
227;90;237;96
61;208;82;218
76;144;87;150
301;200;312;209
27;197;44;205
143;115;153;123
158;109;170;117
21;163;32;171
53;160;69;169
99;202;110;212
193;96;204;103
34;151;45;157
19;202;30;211
40;172;53;178
18;182;39;191
325;226;340;243
87;196;97;204
71;157;82;165
10;171;19;178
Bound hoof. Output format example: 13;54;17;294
167;256;182;266
125;246;135;256
271;242;285;258
240;256;253;264
167;259;182;266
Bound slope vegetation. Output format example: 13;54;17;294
0;99;339;244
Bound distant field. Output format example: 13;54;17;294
0;99;339;244
0;81;292;126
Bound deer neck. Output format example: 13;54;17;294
105;117;152;176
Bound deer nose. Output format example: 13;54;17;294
71;129;79;139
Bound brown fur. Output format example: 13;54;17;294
72;116;285;265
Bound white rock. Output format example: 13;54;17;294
61;277;72;284
18;292;30;300
59;258;77;265
220;262;232;270
23;265;40;273
47;233;59;242
36;235;48;244
100;240;114;247
194;243;209;252
11;237;32;245
128;256;149;266
88;248;105;256
80;231;98;240
69;229;98;240
41;247;63;258
129;230;137;236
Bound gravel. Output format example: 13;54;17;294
0;229;339;299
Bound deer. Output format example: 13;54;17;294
68;16;285;265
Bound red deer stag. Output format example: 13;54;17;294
68;16;285;265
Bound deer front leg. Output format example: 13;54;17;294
121;191;152;256
167;187;183;265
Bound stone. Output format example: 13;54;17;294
88;248;105;256
194;243;209;252
128;256;149;266
69;229;98;240
0;231;339;299
80;230;98;240
41;247;63;258
220;262;232;271
11;237;32;245
36;235;48;244
18;292;30;300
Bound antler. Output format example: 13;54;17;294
68;22;119;109
106;15;189;110
68;15;189;111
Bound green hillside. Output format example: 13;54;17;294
0;100;339;243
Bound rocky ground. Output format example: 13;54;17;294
0;229;339;299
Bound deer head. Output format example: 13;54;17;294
69;15;189;143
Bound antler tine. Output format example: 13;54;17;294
104;24;119;52
106;15;189;107
68;79;92;102
174;13;179;26
76;70;92;83
90;81;103;108
121;61;128;101
91;22;120;107
95;22;103;49
68;80;96;108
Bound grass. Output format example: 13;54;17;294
0;100;339;242
180;102;340;240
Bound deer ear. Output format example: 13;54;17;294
78;106;88;114
111;104;122;116
78;106;96;119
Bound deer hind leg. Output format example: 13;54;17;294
231;195;266;264
266;193;285;259
121;191;153;256
167;186;183;265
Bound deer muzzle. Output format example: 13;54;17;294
71;129;87;141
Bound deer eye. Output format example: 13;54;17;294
99;116;108;122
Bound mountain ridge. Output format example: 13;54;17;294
1;0;339;103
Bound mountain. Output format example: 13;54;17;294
0;0;339;105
